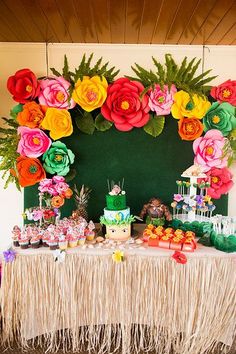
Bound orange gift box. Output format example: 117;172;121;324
158;239;170;249
170;241;182;251
148;237;159;247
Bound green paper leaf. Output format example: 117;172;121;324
75;112;95;135
95;113;113;131
10;104;23;119
65;168;77;182
143;115;165;137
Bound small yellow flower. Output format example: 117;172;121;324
171;90;211;119
41;108;73;140
112;250;124;263
72;75;108;112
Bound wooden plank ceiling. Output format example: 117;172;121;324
0;0;235;44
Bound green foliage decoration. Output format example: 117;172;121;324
0;117;20;190
127;54;217;97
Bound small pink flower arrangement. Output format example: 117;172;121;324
173;194;184;202
17;126;51;158
193;129;228;172
38;76;76;109
148;84;177;116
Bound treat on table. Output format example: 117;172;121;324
100;180;135;241
85;220;95;241
58;233;68;250
30;227;41;248
18;228;29;249
11;225;21;247
139;197;172;226
143;224;197;252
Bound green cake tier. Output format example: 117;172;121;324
106;194;126;210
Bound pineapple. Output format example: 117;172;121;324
72;184;92;221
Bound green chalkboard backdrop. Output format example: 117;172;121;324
24;117;228;219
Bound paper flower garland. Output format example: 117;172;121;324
0;53;235;202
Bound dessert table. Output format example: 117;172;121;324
1;224;236;354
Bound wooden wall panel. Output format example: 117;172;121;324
0;0;235;45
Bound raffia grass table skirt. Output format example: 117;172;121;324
1;228;236;354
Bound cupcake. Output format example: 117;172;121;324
78;235;86;246
11;225;21;247
58;233;68;250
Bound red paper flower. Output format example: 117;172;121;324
201;167;234;199
210;80;236;106
101;78;150;131
7;68;40;103
171;251;187;264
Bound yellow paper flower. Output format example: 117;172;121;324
171;90;211;119
112;250;124;263
41;108;73;140
72;75;108;112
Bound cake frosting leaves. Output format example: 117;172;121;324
100;215;135;226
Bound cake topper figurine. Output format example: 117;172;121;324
139;197;172;226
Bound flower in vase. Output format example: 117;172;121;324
17;126;51;158
72;75;108;112
38;77;76;109
54;182;70;194
41;108;73;140
193;129;228;172
31;209;44;221
7;68;40;103
210;80;236;106
101;78;150;131
171;90;211;120
51;195;65;208
148;84;177;115
42;141;75;176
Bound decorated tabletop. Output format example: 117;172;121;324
1;224;236;354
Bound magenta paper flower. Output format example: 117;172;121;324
193;129;228;172
204;167;233;199
148;84;177;116
38;77;76;110
173;194;184;202
17;126;51;158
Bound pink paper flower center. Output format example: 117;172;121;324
32;137;40;145
206;146;214;156
56;91;65;102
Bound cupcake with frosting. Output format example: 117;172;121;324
11;225;21;247
58;233;68;250
19;228;29;249
30;228;41;248
85;220;95;241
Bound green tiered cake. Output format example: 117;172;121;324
100;181;135;241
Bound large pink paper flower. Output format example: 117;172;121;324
101;78;150;131
148;84;177;115
210;80;236;106
193;129;228;172
203;167;234;199
17;126;51;158
38;77;76;109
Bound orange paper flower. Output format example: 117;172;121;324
51;195;65;208
178;117;204;141
16;156;46;187
17;102;45;128
62;188;73;199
